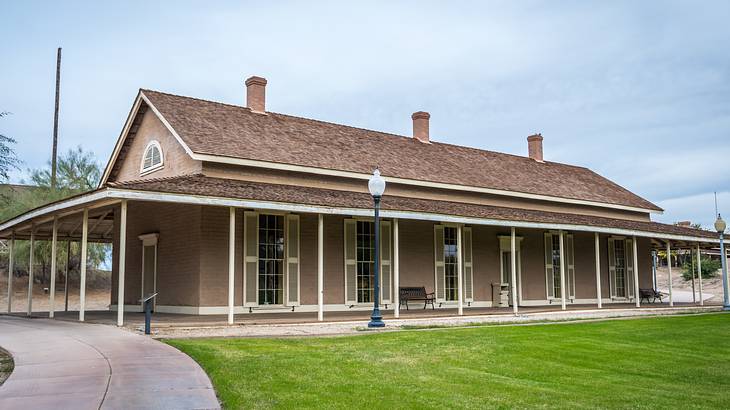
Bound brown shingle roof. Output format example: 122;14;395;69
108;175;711;239
140;90;662;212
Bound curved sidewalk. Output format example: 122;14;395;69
0;315;219;409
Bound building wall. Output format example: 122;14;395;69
111;201;202;307
113;109;201;182
114;205;656;310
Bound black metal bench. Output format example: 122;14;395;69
399;286;435;310
639;288;666;304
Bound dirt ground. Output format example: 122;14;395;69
0;274;111;313
654;266;724;298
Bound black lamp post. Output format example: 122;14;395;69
368;169;386;328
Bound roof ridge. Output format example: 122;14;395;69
140;88;586;170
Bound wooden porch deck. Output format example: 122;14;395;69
17;301;717;330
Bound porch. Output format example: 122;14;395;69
30;302;720;330
0;176;725;328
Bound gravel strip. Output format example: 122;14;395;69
153;305;723;339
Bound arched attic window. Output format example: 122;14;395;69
140;140;164;175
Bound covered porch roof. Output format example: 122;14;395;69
0;174;723;246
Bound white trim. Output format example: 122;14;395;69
139;140;164;175
138;232;159;246
0;187;718;244
191;153;662;215
99;95;145;186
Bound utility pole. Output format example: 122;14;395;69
51;47;61;190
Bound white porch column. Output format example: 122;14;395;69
117;200;128;326
457;224;464;316
49;217;58;318
227;207;235;325
7;235;13;313
666;241;673;307
393;218;400;319
510;227;518;314
594;233;602;308
64;241;70;312
697;244;703;306
79;209;89;321
27;230;34;316
317;214;324;321
632;236;640;308
558;230;567;310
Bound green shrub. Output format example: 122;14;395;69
682;255;721;280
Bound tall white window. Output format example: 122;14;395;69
544;232;575;300
608;237;635;300
258;214;285;305
140;140;163;174
356;221;375;303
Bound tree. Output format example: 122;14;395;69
1;147;108;284
0;112;20;183
29;146;100;192
682;254;721;281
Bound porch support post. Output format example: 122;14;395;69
27;230;34;316
632;236;640;308
79;209;88;321
7;235;13;313
49;217;58;318
117;200;127;326
594;232;602;308
64;241;70;312
393;218;400;319
227;207;235;325
697;244;703;306
457;224;464;316
317;214;324;321
666;241;673;307
558;230;567;310
510;227;518;314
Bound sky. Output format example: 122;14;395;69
1;1;729;228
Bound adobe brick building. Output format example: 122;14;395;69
0;76;722;325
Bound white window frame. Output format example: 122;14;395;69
499;235;523;303
608;235;634;301
434;223;460;303
140;140;164;175
544;231;575;301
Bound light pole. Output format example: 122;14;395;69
715;214;730;310
368;169;386;328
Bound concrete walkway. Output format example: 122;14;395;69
0;316;219;410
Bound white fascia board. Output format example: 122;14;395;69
99;95;144;187
104;188;713;244
0;190;114;232
99;91;196;187
190;153;662;215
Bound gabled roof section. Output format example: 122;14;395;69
104;89;662;213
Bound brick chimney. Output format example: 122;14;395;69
412;111;430;143
677;221;692;227
245;76;267;113
527;133;544;162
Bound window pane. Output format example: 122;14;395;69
258;214;285;305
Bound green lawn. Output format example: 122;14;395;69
166;313;730;409
0;348;12;386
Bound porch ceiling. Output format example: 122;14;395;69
4;203;116;243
